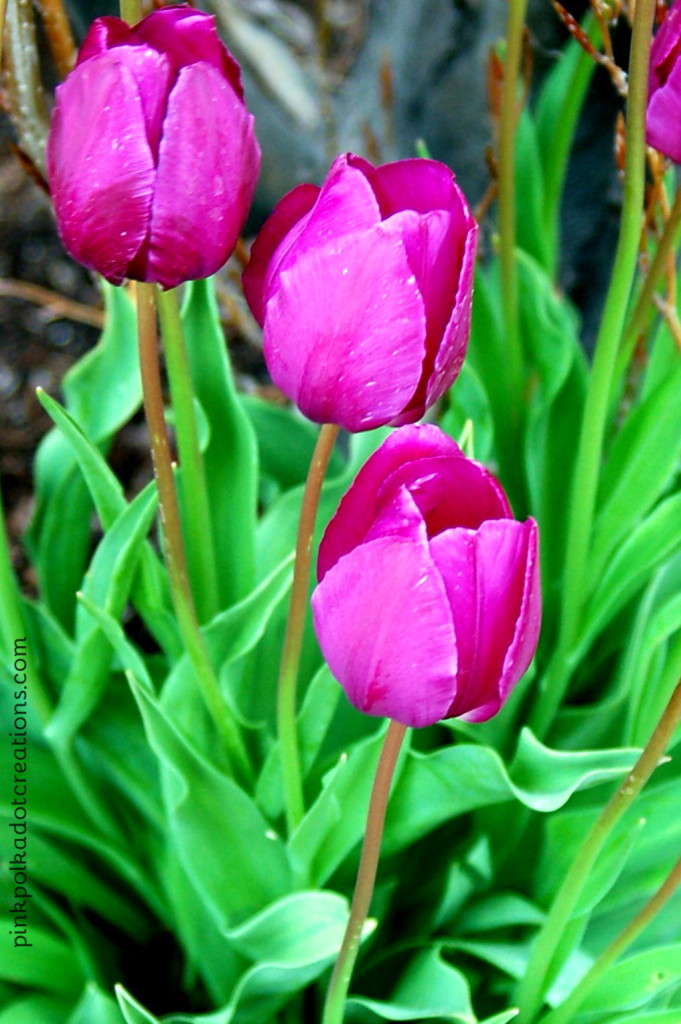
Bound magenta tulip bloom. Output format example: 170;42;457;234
243;154;477;432
311;426;541;728
647;0;681;162
47;5;260;289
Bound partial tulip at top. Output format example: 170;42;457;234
312;425;542;729
47;4;260;289
647;0;681;163
243;154;478;432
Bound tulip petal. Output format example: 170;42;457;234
145;63;260;289
312;536;457;728
47;53;155;285
243;183;320;325
424;208;477;411
76;16;133;65
264;223;426;431
318;424;462;580
135;7;244;95
429;518;541;721
114;45;172;159
368;158;462;217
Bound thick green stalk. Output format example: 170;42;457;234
278;423;340;835
539;852;681;1024
529;0;657;737
516;677;681;1023
322;720;408;1024
495;0;529;509
136;282;251;784
157;287;220;623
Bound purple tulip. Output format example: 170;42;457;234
311;426;541;728
647;0;681;163
243;154;477;432
47;5;260;289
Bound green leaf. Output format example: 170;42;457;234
35;388;177;658
181;278;258;606
62;282;141;444
382;729;639;855
225;890;351;963
440;361;494;464
242;395;344;491
515;110;551;271
591;361;681;579
46;483;159;742
0;997;71;1024
115;987;160;1024
582;492;681;652
68;984;125;1024
576;945;681;1014
0;920;85;999
349;946;476;1023
129;676;292;930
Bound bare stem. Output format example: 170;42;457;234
278;423;340;835
322;720;408;1024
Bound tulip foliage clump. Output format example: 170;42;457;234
1;2;681;1024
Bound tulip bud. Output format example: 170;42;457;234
243;154;477;432
47;5;260;289
311;425;541;728
647;0;681;163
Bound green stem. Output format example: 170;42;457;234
136;282;251;784
516;676;681;1024
529;0;657;738
322;720;408;1024
614;180;681;383
157;287;220;623
496;0;529;509
538;852;681;1024
278;423;340;835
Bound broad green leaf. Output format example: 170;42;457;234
242;395;344;491
181;278;258;606
129;676;292;929
349;946;475;1023
583;493;681;653
478;1014;521;1024
68;984;124;1024
225;890;351;963
382;729;639;855
591;361;681;577
62;282;141;443
458;893;544;933
0;920;85;998
576;945;681;1014
599;1013;681;1024
46;484;158;742
35;388;177;658
0;997;70;1024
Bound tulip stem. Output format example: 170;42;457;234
515;676;681;1024
278;422;340;836
537;851;681;1024
135;282;252;785
322;719;408;1024
157;287;220;624
496;0;529;509
529;0;657;738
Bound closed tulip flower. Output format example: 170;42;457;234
243;154;477;432
47;5;260;289
311;425;541;728
647;0;681;162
